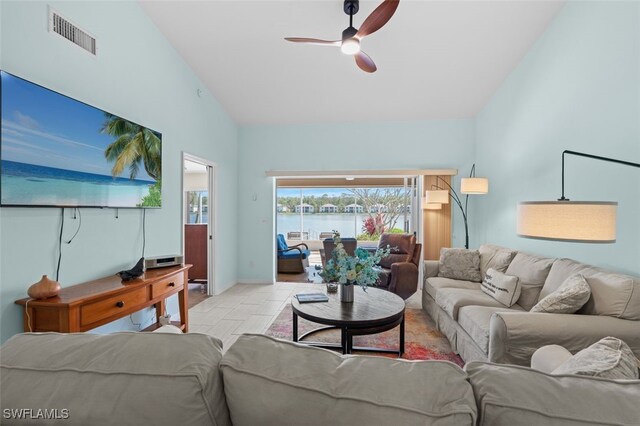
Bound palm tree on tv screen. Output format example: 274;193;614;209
102;113;161;181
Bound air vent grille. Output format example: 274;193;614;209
50;10;96;55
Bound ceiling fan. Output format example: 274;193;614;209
285;0;400;73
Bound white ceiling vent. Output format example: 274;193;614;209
49;8;96;55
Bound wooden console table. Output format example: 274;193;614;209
15;265;191;333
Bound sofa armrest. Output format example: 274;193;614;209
488;312;640;366
389;262;418;300
424;260;439;278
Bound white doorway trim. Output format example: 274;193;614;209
182;152;216;296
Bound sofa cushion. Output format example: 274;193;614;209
458;306;524;353
551;337;640;380
425;277;480;300
531;274;591;314
435;288;508;320
480;268;521;307
278;248;310;260
0;332;231;426
465;361;640;426
540;258;640;320
505;252;555;310
438;248;482;282
221;334;477;426
539;258;592;299
378;233;415;269
478;244;517;279
276;234;288;251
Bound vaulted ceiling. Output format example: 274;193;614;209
140;0;565;125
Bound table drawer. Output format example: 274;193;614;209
81;287;148;327
151;273;184;299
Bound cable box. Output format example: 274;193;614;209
145;255;184;270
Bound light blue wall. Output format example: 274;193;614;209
475;1;640;275
238;120;476;283
0;1;239;342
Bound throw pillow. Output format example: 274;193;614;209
438;248;482;282
480;268;521;307
551;337;640;380
505;252;555;311
531;274;591;314
478;244;517;278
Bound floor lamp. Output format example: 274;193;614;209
424;164;489;249
518;150;640;243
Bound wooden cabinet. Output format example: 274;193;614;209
15;265;191;333
185;224;207;281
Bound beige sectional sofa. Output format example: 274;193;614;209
423;244;640;365
1;332;639;426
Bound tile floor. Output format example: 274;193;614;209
188;281;321;352
188;281;423;352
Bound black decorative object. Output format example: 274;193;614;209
118;257;145;281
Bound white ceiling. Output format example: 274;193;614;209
140;0;565;125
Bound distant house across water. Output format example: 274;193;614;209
295;203;314;213
369;204;387;213
277;204;289;213
320;203;338;213
344;203;364;214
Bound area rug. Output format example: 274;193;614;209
265;304;464;366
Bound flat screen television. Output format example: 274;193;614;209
0;70;162;208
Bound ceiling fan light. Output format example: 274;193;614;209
341;38;360;55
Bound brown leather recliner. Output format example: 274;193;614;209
321;237;357;267
375;233;421;300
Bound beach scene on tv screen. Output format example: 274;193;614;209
0;71;161;207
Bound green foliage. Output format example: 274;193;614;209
320;231;391;290
102;113;161;181
356;228;404;241
139;181;162;207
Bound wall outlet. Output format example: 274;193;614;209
159;314;171;326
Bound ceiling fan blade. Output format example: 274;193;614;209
284;37;340;46
356;0;400;39
355;51;377;73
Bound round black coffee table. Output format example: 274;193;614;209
291;287;405;355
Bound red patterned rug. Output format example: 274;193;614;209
265;304;464;366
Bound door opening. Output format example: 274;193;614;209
182;153;216;307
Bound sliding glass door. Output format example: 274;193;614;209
276;177;421;243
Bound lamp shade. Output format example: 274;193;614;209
517;201;617;243
461;177;489;194
425;190;449;204
423;201;442;210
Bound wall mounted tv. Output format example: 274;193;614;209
0;70;162;208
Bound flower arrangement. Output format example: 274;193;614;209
320;231;391;290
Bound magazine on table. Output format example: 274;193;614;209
295;293;329;303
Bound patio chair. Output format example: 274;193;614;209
321;237;357;267
277;234;310;274
374;233;421;300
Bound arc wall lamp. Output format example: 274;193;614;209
518;150;640;243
